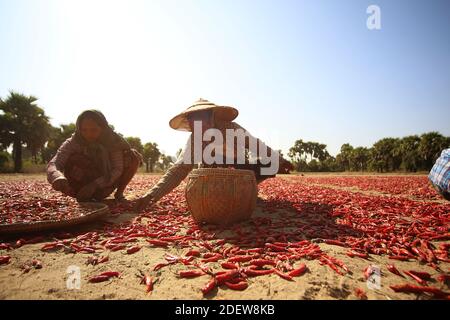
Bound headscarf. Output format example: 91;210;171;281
72;110;130;181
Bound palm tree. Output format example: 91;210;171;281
41;123;76;163
0;91;51;172
419;132;448;170
143;142;161;172
351;147;370;172
338;143;354;171
398;135;421;172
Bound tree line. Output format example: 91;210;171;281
288;133;450;173
1;91;449;174
0;91;172;173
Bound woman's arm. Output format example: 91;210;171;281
145;162;194;202
232;122;292;174
47;138;77;186
146;136;195;202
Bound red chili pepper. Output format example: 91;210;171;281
109;244;126;252
403;271;427;285
389;255;410;261
227;256;253;263
346;251;370;259
89;275;110;283
0;243;12;250
221;262;238;269
390;284;449;298
201;278;217;295
246;248;264;254
153;262;170;271
324;239;347;247
185;249;201;257
354;288;368;300
78;247;96;254
386;264;404;278
179;270;204;278
147;239;170;248
0;255;11;265
407;270;431;281
363;265;374;280
98;271;120;278
288;264;307;277
273;268;294;281
224;280;248;291
41;242;60;251
126;246;141;254
15;239;26;248
321;256;343;275
98;256;109;264
144;275;153;293
31;259;42;269
249;259;276;267
215;270;240;285
201;254;222;263
265;243;286;252
437;274;450;283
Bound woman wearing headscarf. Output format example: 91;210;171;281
47;110;142;202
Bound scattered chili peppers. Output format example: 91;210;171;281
1;176;449;298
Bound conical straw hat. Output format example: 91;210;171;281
169;98;239;131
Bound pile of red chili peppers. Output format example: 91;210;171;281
0;176;449;299
297;176;440;200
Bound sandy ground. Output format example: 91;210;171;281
0;173;448;300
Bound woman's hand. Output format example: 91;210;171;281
134;194;155;212
76;182;98;201
52;179;75;197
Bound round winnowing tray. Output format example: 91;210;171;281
0;202;109;235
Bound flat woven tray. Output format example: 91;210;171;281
0;202;109;235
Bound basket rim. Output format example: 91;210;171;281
188;168;256;178
0;202;109;235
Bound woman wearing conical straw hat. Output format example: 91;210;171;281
135;99;293;211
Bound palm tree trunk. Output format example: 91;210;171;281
13;137;22;173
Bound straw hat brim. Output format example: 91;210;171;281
169;104;239;131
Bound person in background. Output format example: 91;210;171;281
47;110;142;202
135;98;293;211
428;148;450;201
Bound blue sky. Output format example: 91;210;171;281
1;0;449;157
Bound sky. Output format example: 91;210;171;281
0;0;449;157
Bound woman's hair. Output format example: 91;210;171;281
73;110;130;151
76;110;109;130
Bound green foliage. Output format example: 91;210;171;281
143;142;161;173
0;91;52;172
0;151;12;172
41;123;76;163
418;132;449;169
2;91;449;175
125;137;144;158
289;132;450;173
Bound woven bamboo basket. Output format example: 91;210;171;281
185;168;257;225
0;202;109;235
